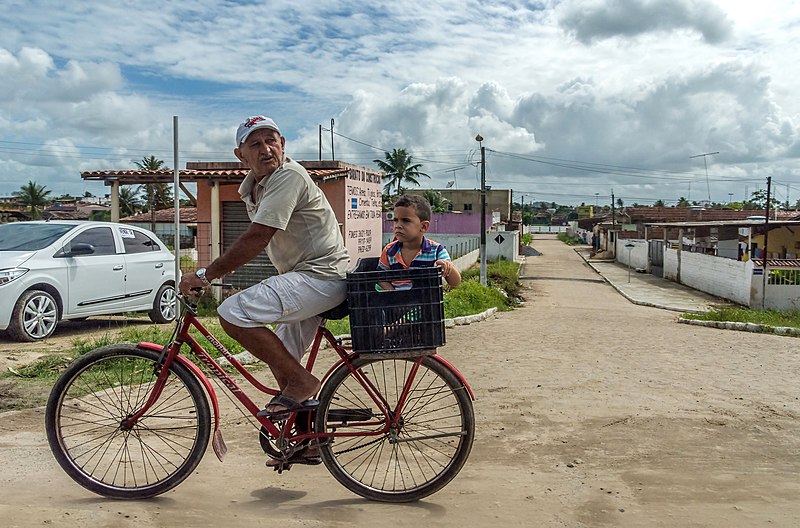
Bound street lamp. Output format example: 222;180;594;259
625;243;635;283
475;134;487;287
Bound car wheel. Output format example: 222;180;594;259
8;290;59;342
148;284;177;324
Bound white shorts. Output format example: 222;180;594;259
217;272;347;361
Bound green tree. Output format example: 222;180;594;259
422;190;450;212
677;196;690;208
748;189;782;211
118;186;142;217
616;198;624;208
654;199;665;207
134;155;172;231
13;181;51;219
374;148;430;195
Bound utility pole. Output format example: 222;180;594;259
476;134;487;287
761;176;772;309
611;189;616;231
611;189;616;254
318;124;322;160
690;151;718;204
330;118;335;160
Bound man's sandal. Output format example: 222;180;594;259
266;444;322;471
257;393;319;419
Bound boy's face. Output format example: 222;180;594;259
392;205;429;244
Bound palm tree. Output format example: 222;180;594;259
374;148;430;195
118;187;142;217
134;155;170;231
14;181;51;219
422;190;450;212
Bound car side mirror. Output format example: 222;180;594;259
57;243;96;257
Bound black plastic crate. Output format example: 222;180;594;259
347;258;445;355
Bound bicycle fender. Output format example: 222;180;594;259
431;355;475;400
322;353;475;401
136;342;222;434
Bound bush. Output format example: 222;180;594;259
461;258;522;306
557;232;582;245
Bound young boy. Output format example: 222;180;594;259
378;194;461;288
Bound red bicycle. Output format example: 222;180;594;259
45;268;475;503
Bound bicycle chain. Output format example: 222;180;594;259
333;434;387;455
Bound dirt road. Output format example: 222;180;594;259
1;236;798;527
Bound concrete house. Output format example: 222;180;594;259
595;208;800;309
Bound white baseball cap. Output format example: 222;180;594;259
236;115;281;145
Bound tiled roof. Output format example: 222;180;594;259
120;207;197;223
80;168;349;182
754;259;800;268
622;207;779;222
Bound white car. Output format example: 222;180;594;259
0;220;177;341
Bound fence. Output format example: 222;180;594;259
381;234;480;259
526;225;568;233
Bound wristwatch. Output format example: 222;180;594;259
195;267;211;286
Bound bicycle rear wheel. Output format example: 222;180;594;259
45;344;211;499
316;355;474;502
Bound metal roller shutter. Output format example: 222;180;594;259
222;201;278;290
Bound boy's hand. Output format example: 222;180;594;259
435;259;453;278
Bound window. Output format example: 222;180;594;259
71;227;116;256
122;228;160;254
463;203;473;211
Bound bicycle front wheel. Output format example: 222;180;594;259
45;344;211;499
316;355;474;502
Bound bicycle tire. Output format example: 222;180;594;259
45;344;211;499
316;355;474;502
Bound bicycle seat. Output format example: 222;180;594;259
319;299;349;320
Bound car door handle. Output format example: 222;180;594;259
113;265;124;271
155;263;164;269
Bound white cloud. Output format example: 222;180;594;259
0;1;797;205
557;0;733;44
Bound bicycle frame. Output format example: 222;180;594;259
122;301;474;463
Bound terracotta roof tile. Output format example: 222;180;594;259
120;207;197;223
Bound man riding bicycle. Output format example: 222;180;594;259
179;116;349;430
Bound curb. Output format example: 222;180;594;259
219;307;500;366
574;248;707;314
677;316;800;337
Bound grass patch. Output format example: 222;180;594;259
557;232;582;245
683;307;800;328
444;278;510;315
461;258;523;308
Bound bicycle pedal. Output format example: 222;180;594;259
273;463;291;473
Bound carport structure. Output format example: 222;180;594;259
82;160;382;290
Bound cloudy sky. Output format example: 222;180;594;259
1;0;798;206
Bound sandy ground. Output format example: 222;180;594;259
1;235;798;528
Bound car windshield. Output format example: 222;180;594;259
0;223;78;251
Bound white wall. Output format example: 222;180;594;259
679;251;751;305
486;230;520;261
615;239;648;270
